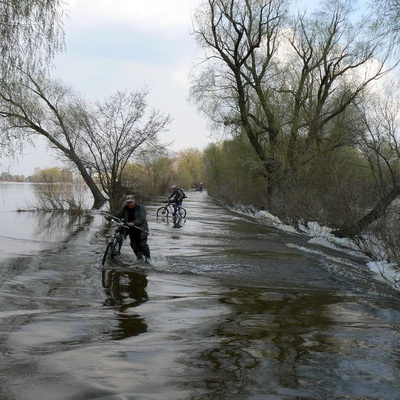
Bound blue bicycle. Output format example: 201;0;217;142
156;200;186;219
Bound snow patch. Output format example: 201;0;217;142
232;203;400;293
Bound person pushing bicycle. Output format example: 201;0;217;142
167;184;186;217
105;194;150;262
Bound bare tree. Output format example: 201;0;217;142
191;0;286;202
369;0;400;54
77;89;172;210
0;73;106;208
284;1;388;171
345;84;400;236
191;0;392;208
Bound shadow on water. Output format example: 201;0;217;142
101;267;148;340
180;286;400;399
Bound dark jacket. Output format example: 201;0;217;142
168;188;185;202
112;203;149;239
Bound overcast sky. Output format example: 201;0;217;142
4;0;318;176
5;0;212;175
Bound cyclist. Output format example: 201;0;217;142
167;184;186;216
106;194;150;261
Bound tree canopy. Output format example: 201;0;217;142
191;0;392;204
0;0;64;77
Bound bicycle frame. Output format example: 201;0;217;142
102;217;127;265
156;201;186;219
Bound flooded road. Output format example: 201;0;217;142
1;184;400;399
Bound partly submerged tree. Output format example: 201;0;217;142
0;72;106;208
0;73;172;210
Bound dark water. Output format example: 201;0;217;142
1;183;400;400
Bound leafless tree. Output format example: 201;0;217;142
191;0;392;208
348;83;400;236
0;73;172;210
369;0;400;55
129;143;174;198
0;73;106;208
77;89;172;210
191;0;287;202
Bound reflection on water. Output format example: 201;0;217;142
181;287;400;399
28;210;90;237
0;183;95;257
102;268;148;339
31;182;90;212
1;186;400;399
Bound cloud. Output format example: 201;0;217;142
64;26;194;66
5;0;214;175
53;54;212;147
64;0;198;35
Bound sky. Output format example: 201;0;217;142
3;0;320;176
4;0;214;176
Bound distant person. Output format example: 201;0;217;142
167;184;186;216
106;194;150;261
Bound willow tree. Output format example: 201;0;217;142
0;73;107;209
0;0;64;75
191;0;390;208
0;0;65;158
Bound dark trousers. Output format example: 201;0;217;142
129;236;150;259
173;200;182;216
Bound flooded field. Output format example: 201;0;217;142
1;183;400;399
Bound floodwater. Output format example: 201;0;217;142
1;183;400;400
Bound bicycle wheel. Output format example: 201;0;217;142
102;242;112;265
116;236;123;253
157;206;169;218
110;237;120;257
112;235;123;256
179;207;186;218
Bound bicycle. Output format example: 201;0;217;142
156;200;186;219
102;217;127;265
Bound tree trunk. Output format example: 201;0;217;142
69;154;107;209
334;185;400;237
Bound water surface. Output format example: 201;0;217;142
0;183;399;399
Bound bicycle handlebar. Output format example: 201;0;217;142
101;212;127;227
101;211;150;234
109;217;123;223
